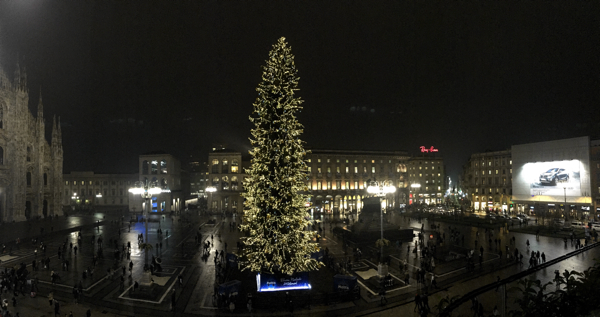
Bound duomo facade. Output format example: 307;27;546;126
0;61;63;222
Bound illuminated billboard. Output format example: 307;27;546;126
512;136;592;204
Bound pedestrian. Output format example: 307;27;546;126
541;252;546;263
422;294;430;313
414;293;422;312
54;300;60;317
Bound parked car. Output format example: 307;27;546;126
552;218;566;225
511;216;523;224
570;221;585;228
539;168;569;185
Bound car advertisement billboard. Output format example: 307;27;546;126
526;160;581;196
512;136;592;204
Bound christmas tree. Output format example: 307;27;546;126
241;37;321;275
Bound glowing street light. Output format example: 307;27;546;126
129;180;161;272
366;180;396;273
206;186;217;211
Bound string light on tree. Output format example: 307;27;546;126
240;37;321;275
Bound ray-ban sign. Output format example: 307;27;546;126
420;146;439;153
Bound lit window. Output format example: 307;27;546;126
354;181;358;189
336;166;340;173
327;159;331;163
327;167;331;173
317;181;322;190
488;170;492;175
345;167;349;173
327;181;331;190
346;160;349;163
318;159;321;163
317;167;322;173
495;170;498;175
371;167;375;173
307;167;312;173
308;159;311;163
510;169;512;174
438;186;441;190
336;159;340;163
354;166;358;173
509;160;512;165
65;181;69;185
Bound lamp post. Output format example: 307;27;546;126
564;186;568;220
367;180;396;273
206;186;217;212
129;180;161;271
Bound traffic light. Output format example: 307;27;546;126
510;204;513;207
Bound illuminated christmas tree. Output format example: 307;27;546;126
241;37;320;275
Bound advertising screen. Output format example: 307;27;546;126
512;136;592;204
526;160;581;196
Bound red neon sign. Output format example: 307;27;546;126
420;146;439;153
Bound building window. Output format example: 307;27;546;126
327;159;330;163
222;159;229;173
336;181;341;190
354;167;358;173
211;159;219;173
336;166;341;173
27;146;32;162
65;180;69;185
345;181;349;189
151;160;158;174
354;181;358;189
327;167;331;173
318;159;321;163
231;159;239;173
336;159;340;163
161;160;167;174
345;167;349;173
0;146;3;165
327;181;331;190
317;167;322;173
27;172;32;187
308;159;311;163
142;160;149;174
363;167;367;173
44;173;48;186
111;189;116;196
89;189;93;196
307;167;312;173
345;160;349;163
317;181;322;190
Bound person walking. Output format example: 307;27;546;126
541;252;546;263
414;293;422;312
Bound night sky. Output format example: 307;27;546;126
1;1;599;180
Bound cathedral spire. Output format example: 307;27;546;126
58;116;62;147
37;87;44;119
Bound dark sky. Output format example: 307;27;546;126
1;1;599;180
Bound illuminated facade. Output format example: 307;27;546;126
206;148;410;214
63;172;137;210
207;148;247;212
592;140;600;217
0;62;63;221
461;150;513;213
306;149;409;213
407;156;446;205
129;152;183;214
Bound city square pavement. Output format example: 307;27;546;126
0;211;599;316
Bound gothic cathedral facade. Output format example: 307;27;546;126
0;61;63;222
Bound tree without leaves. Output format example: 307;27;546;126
240;37;321;275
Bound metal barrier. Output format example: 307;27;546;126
440;241;600;316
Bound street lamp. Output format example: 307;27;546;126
563;186;568;220
129;180;161;272
206;186;217;211
367;180;396;274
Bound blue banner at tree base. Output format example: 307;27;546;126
256;272;311;292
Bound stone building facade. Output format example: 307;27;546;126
407;155;446;206
128;152;184;214
0;62;63;221
63;172;137;212
206;147;410;214
461;150;513;213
